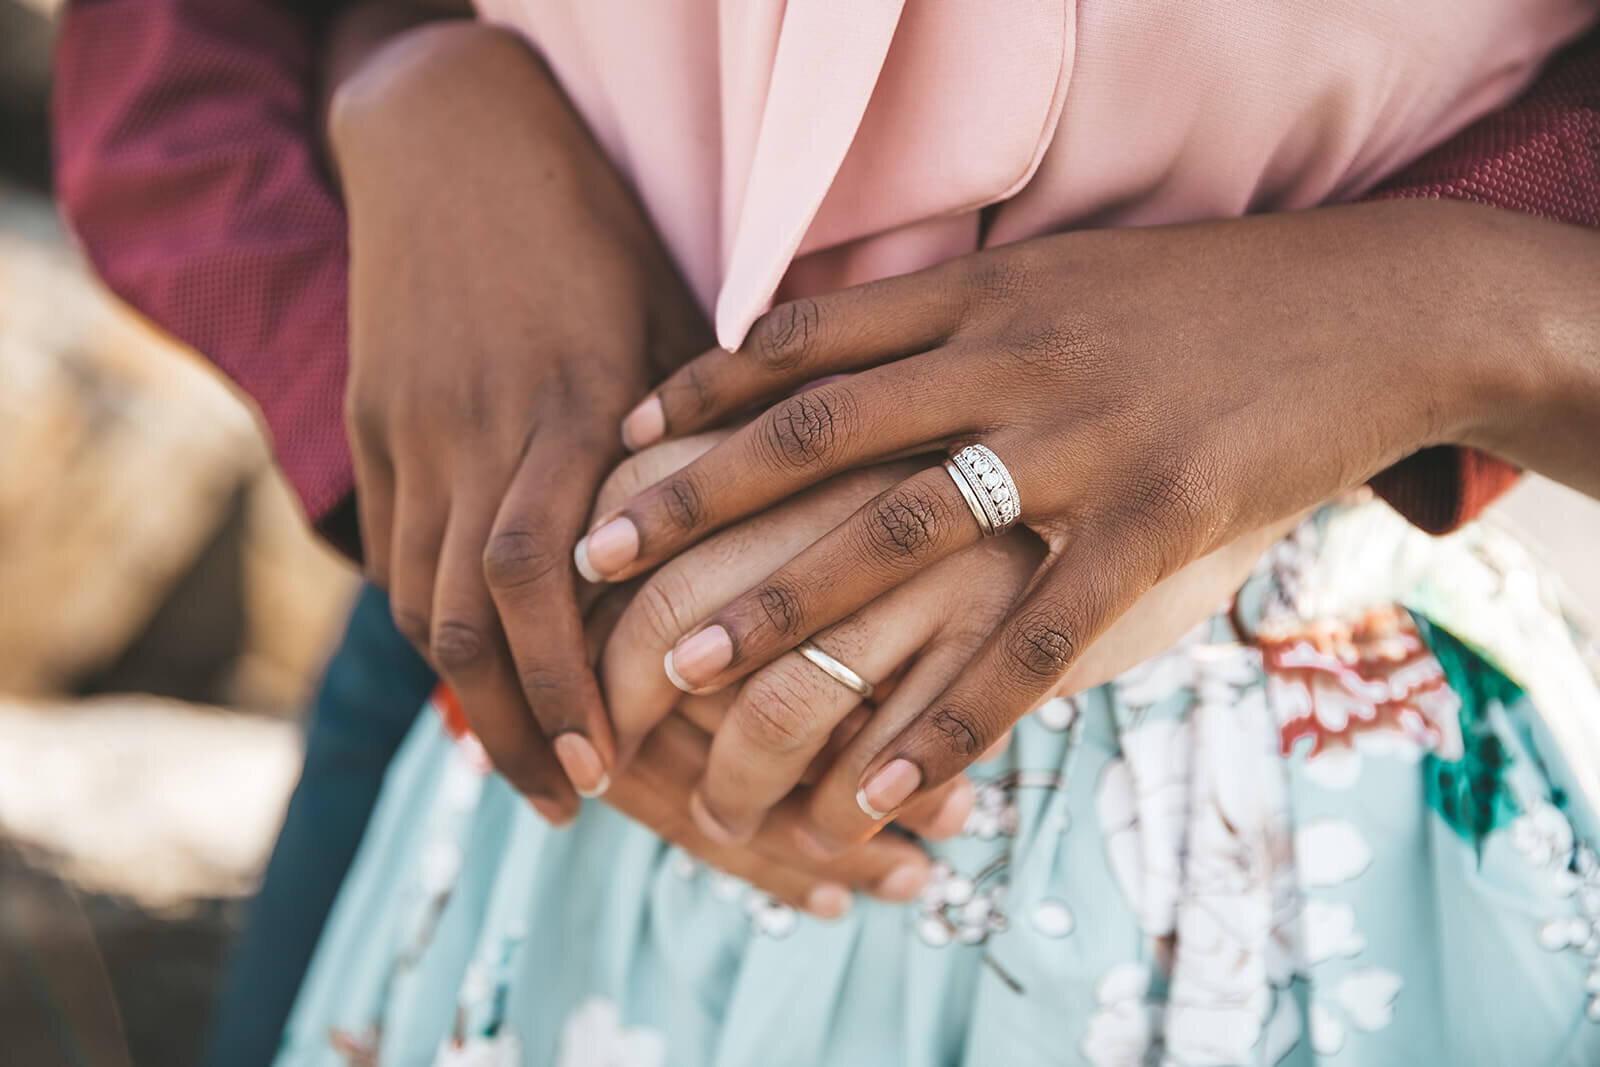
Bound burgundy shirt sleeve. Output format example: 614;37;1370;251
1362;27;1600;534
52;0;357;549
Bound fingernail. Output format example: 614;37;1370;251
876;862;929;902
857;758;922;819
805;883;853;920
688;790;746;846
575;517;639;581
620;396;664;451
553;733;610;798
529;796;574;827
666;626;732;691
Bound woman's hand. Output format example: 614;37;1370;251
329;22;711;814
576;200;1527;846
586;435;981;853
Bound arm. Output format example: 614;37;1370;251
1361;27;1600;532
50;0;452;556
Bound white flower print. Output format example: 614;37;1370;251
1111;621;1216;710
1081;963;1157;1067
1335;968;1402;1031
1031;899;1074;938
1299;899;1365;965
744;893;799;939
433;1032;524;1067
556;998;666;1067
915;861;1009;947
1094;638;1399;1065
965;778;1020;840
1036;695;1081;731
1535;841;1600;1021
1294;819;1373;889
1510;800;1579;891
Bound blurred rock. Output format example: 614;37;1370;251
0;694;301;908
0;181;356;711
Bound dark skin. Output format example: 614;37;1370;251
580;199;1600;851
326;19;970;915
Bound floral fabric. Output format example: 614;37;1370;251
277;496;1600;1066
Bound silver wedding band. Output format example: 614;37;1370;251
945;444;1021;536
796;639;875;698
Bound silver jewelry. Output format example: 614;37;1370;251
945;444;1020;535
796;639;875;698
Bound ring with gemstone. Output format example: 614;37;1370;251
945;444;1020;536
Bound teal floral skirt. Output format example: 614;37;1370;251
276;497;1600;1066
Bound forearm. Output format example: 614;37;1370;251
1453;207;1600;499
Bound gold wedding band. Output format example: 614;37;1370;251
796;639;875;699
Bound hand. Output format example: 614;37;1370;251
329;23;711;813
576;201;1498;846
586;434;980;853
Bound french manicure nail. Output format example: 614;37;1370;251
575;517;639;579
877;862;930;902
553;733;610;798
857;758;922;819
666;626;733;690
805;883;853;920
620;396;665;451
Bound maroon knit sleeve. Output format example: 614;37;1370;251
52;0;355;544
1362;28;1600;534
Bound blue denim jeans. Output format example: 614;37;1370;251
202;584;433;1067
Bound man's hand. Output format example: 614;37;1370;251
329;22;712;813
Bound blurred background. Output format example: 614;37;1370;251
2;1;356;1063
1;2;1597;1064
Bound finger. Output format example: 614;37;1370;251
576;358;971;583
796;636;996;854
486;434;620;797
615;715;928;911
894;775;975;840
432;479;579;820
662;464;983;693
600;463;919;768
586;432;727;532
350;436;395;588
689;594;941;846
620;265;967;450
385;466;447;654
855;524;1158;822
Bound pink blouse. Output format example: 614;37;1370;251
474;0;1597;350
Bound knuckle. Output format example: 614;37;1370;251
431;618;490;676
515;660;568;711
1118;454;1220;577
750;298;823;371
862;485;948;564
482;527;559;591
390;603;431;648
657;474;706;532
961;253;1040;311
927;703;990;758
738;676;818;754
1003;606;1079;682
752;580;805;639
1007;316;1114;377
631;575;695;647
665;360;718;421
758;388;856;470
